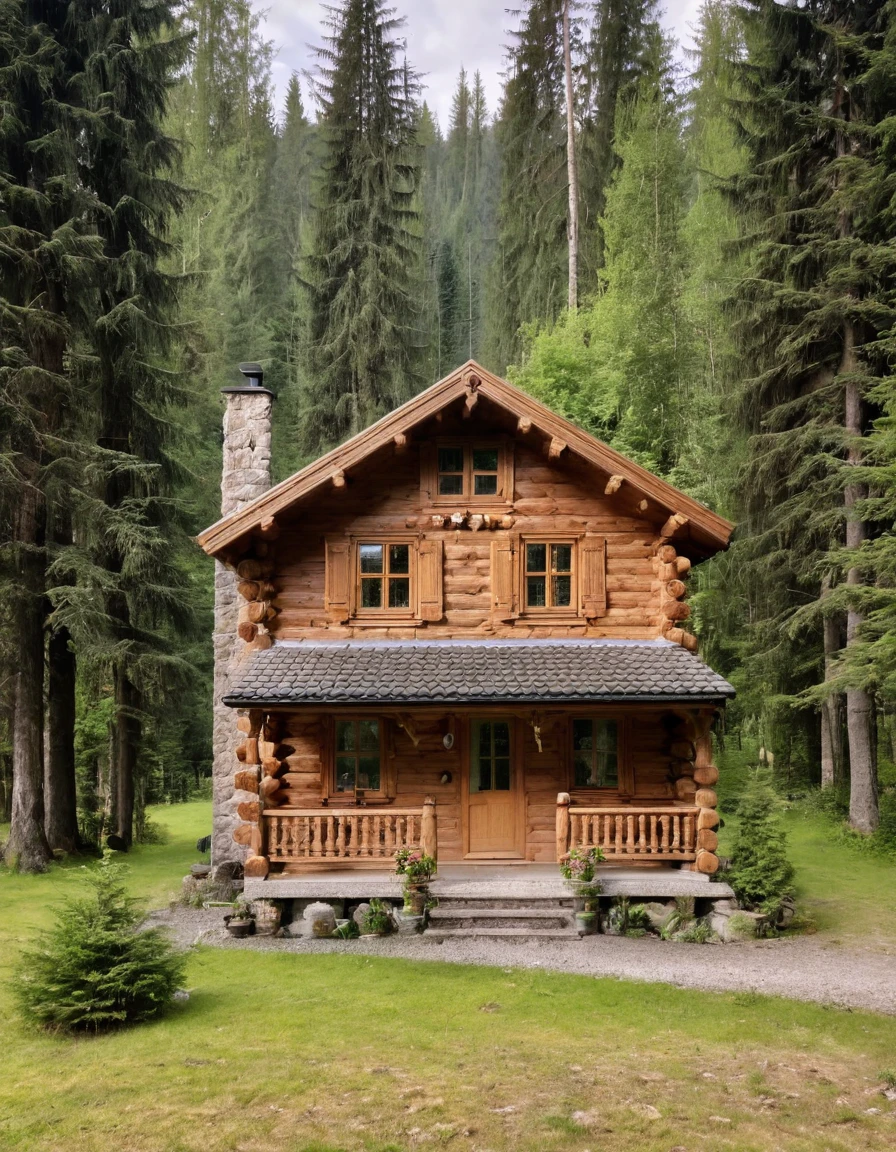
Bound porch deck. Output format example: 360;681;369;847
244;862;734;902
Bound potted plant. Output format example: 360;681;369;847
394;848;436;915
560;846;605;931
224;895;254;938
359;898;393;936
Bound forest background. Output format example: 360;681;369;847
3;0;896;870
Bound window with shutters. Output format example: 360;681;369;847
325;535;443;624
572;718;619;788
421;441;513;505
489;533;606;622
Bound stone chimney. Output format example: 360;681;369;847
212;363;273;866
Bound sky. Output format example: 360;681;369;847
256;1;706;130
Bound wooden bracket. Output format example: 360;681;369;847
393;432;408;454
547;437;567;460
517;416;532;434
396;713;421;748
332;469;346;489
660;512;689;539
604;474;624;495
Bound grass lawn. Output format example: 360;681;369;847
1;800;895;1151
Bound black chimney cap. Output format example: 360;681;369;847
221;361;274;397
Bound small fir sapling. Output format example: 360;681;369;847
728;770;795;915
14;852;187;1033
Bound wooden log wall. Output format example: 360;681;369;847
268;429;666;641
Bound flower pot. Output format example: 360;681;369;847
404;885;427;915
575;911;598;937
251;899;282;937
226;918;253;938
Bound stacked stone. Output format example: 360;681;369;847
212;388;273;867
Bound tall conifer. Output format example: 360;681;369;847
302;0;422;450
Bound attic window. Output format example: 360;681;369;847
424;441;513;505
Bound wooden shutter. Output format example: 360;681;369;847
491;534;517;620
419;443;437;503
325;538;352;622
417;537;444;622
580;533;607;619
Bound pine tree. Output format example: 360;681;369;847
727;0;896;830
302;0;422;451
0;0;99;870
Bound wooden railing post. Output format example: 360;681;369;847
556;792;571;862
421;795;437;860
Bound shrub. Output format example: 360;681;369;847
728;770;795;913
14;852;187;1033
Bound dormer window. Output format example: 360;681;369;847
423;441;513;505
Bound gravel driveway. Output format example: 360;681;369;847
149;905;896;1015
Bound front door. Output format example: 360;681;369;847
466;718;522;857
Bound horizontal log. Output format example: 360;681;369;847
238;621;257;643
665;579;687;600
657;544;677;563
674;777;697;800
236;558;266;581
695;848;719;875
238;580;261;601
695;788;718;809
694;764;719;786
662;601;691;621
237;800;260;822
697;809;719;830
697;828;719;851
669;739;696;761
232;823;254;846
234;770;259;794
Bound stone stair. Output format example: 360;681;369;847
424;895;580;940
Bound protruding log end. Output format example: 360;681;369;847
547;436;567;459
237;800;260;822
674;776;697;800
234;770;260;794
694;764;719;787
244;855;269;879
604;474;624;495
238;621;257;643
695;848;719;875
695;787;718;809
517;416;532;434
393;432;408;453
697;828;719;852
331;469;346;488
660;512;689;539
697;808;720;830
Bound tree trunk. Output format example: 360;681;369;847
112;670;140;847
44;624;79;853
820;574;844;789
563;0;579;310
843;322;879;831
3;484;52;872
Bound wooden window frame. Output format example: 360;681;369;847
352;534;420;624
422;439;514;507
328;716;389;800
520;536;577;616
566;712;633;798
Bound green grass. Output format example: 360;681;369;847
1;800;895;1151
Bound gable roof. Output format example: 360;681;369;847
197;360;733;559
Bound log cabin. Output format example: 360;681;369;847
198;360;735;905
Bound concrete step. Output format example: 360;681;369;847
425;926;580;940
428;907;573;930
433;896;576;910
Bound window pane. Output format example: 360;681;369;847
472;449;499;471
335;756;356;791
357;756;380;790
336;721;356;752
389;545;409;573
573;752;595;788
572;719;592;752
478;721;491;759
552;544;572;572
552;575;571;607
360;544;383;573
473;473;498;495
494;758;511;790
389;578;410;609
526;576;546;607
358;720;379;751
493;722;510;757
361;578;382;608
438;447;464;473
526;543;546;572
439;474;464;495
573;719;618;787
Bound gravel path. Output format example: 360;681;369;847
149;905;896;1016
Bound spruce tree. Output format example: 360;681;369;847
0;0;98;870
302;0;422;451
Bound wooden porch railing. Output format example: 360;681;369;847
265;797;436;866
556;793;699;862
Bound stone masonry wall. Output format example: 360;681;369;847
212;390;272;865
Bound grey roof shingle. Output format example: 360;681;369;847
224;639;735;707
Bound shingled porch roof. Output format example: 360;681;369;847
223;639;735;708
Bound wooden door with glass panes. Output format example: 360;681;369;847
466;718;522;857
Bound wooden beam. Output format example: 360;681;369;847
547;437;567;460
331;470;346;489
604;474;624;495
393;432;408;454
463;390;478;417
258;515;279;539
517;416;532;435
660;512;689;539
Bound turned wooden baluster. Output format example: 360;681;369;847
336;815;347;857
373;814;382;857
660;814;670;853
626;815;634;854
671;814;681;852
638;814;646;853
603;815;611;855
325;814;336;857
683;815;694;851
615;815;623;855
361;815;371;857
